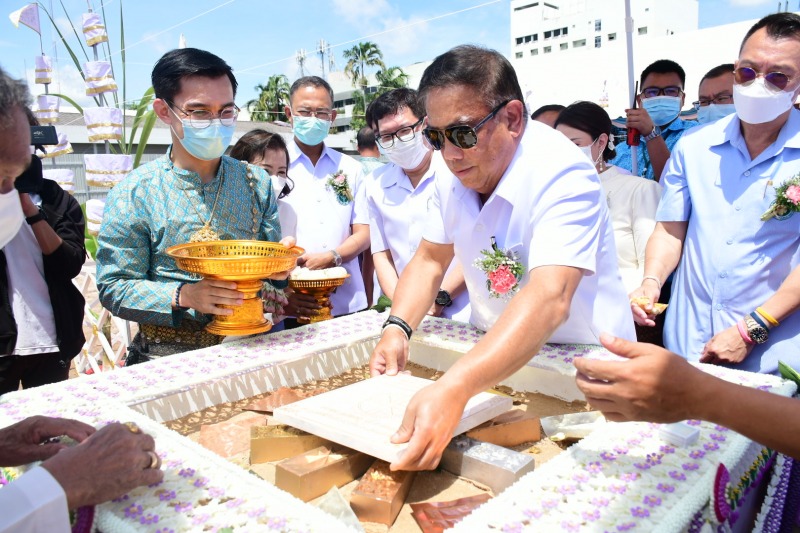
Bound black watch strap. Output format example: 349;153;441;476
25;210;46;225
382;315;412;340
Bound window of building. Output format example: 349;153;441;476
638;26;648;35
563;26;568;35
531;48;538;56
524;35;532;43
595;36;601;48
595;19;601;32
554;28;561;37
544;46;552;53
573;39;586;47
544;30;552;39
515;37;523;45
608;32;616;41
533;34;539;41
560;42;568;50
513;2;539;11
515;51;523;58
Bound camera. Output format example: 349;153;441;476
30;125;58;146
14;155;43;194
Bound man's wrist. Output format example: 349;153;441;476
643;125;662;142
641;275;662;290
330;249;342;267
382;315;412;340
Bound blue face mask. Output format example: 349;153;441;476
292;115;330;146
174;119;235;161
696;103;736;124
642;95;682;126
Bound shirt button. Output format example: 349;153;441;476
322;244;328;249
735;205;742;211
744;171;751;177
475;224;484;232
726;239;733;245
720;271;728;278
715;303;724;310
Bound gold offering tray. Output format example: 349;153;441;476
166;240;304;336
289;275;350;324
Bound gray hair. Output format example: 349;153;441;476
0;67;31;128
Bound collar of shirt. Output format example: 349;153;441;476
382;152;440;193
663;117;697;135
287;138;337;168
715;108;800;159
161;145;225;190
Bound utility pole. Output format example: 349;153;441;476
317;39;327;79
296;49;307;77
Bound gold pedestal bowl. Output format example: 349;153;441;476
166;240;303;336
289;275;350;324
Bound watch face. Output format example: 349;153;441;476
745;316;769;344
435;290;452;307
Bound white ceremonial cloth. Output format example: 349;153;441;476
599;164;662;293
367;153;470;321
423;119;635;343
285;141;369;314
0;466;69;533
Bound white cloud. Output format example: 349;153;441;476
332;0;393;27
728;0;772;5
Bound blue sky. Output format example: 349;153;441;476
0;0;792;107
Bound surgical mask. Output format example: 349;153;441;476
378;133;429;170
697;103;736;124
271;175;287;199
642;96;682;126
734;78;797;124
579;138;601;167
172;119;235;161
0;188;24;248
292;115;330;146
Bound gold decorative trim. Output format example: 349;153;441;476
85;168;131;175
86;85;118;95
82;24;106;32
86;36;108;46
41;148;72;158
85;75;114;82
86;180;120;188
88;133;123;142
85;122;123;128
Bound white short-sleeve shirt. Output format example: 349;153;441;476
367;153;470;322
285;141;369;314
423;119;635;343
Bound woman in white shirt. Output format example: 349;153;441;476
555;101;661;294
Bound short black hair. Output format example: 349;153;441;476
418;45;525;113
0;67;31;128
289;76;334;106
151;48;237;103
740;12;800;52
531;104;565;121
356;126;378;151
365;88;424;132
640;59;686;89
699;63;735;87
229;129;293;199
554;101;616;162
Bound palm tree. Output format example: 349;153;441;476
343;42;386;91
375;66;409;95
349;90;368;132
246;74;291;122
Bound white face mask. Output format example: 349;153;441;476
271;175;287;199
734;78;797;124
579;137;602;167
378;132;429;170
0;188;24;248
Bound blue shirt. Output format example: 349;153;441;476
97;149;281;327
657;111;800;374
611;118;698;180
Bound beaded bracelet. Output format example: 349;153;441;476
641;275;662;290
174;282;188;310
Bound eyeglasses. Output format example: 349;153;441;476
692;92;733;110
423;101;510;151
640;86;683;99
375;118;423;149
168;101;239;128
734;66;798;91
292;108;333;121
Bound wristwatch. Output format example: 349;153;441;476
435;289;453;307
25;208;47;225
330;249;342;267
744;314;769;344
643;125;662;143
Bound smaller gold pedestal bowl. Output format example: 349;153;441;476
288;275;350;324
166;240;303;336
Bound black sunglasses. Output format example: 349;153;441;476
423;100;510;150
734;66;796;91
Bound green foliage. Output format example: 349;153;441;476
375;66;409;94
343;41;385;91
247;74;291;122
80;202;99;260
372;294;392;313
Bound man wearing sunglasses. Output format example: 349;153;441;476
631;12;800;376
369;45;634;471
611;59;697;182
97;48;294;363
364;88;470;321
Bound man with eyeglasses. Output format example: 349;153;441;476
97;48;293;363
280;76;370;325
364;88;469;321
630;13;800;376
611;59;697;181
368;45;634;471
694;63;736;124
